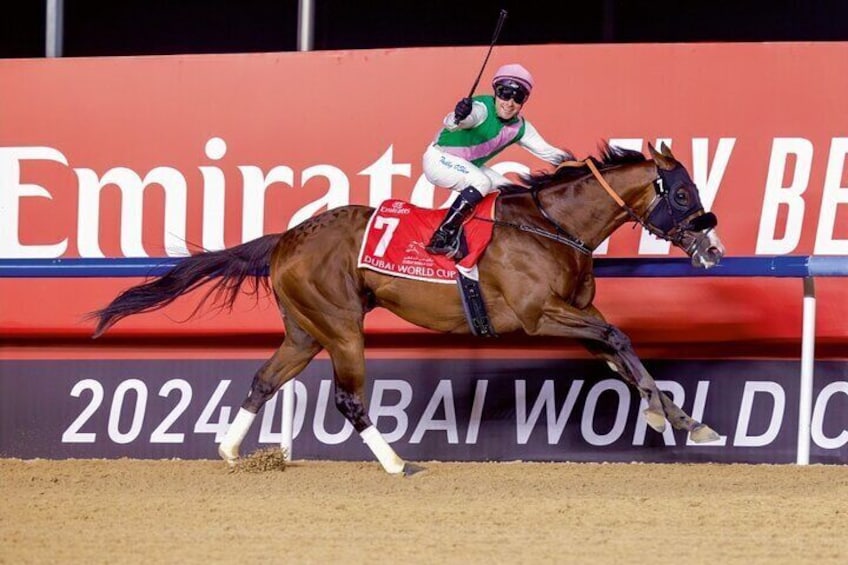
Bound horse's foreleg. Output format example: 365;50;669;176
218;319;322;464
580;336;691;430
533;301;717;441
589;344;717;440
589;325;668;433
658;392;719;441
328;340;425;476
576;304;719;442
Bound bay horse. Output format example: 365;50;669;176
92;142;725;475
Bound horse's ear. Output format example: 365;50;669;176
647;142;659;159
648;142;674;170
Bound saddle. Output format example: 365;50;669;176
358;198;499;337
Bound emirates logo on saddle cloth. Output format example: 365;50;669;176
358;197;497;284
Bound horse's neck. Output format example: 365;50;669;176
588;161;658;244
506;161;657;251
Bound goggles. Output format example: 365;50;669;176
494;84;529;104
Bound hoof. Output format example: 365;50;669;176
689;424;720;443
402;462;426;477
643;408;667;433
218;445;238;467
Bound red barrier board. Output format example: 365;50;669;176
1;43;847;352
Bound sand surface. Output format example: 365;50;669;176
2;458;847;564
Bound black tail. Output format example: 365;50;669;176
90;234;281;338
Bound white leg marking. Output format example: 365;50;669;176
360;425;405;474
218;408;256;463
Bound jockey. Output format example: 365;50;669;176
423;63;571;256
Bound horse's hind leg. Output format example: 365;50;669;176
275;268;423;476
324;336;425;476
218;316;322;464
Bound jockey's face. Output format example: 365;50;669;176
495;96;523;120
493;83;527;121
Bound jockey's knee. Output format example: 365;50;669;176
467;175;494;196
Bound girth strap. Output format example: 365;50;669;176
456;273;498;338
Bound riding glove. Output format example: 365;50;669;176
454;97;473;122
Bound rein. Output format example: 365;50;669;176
486;215;593;254
581;159;647;225
478;168;592;254
479;158;656;256
559;158;656;230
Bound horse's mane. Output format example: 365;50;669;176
499;142;647;195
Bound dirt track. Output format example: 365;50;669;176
2;458;846;564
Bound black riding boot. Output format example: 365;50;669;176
426;187;483;256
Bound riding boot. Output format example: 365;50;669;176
426;187;483;256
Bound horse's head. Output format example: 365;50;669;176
645;143;725;268
505;143;724;266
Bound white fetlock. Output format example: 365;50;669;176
360;425;405;475
218;444;239;467
218;408;257;465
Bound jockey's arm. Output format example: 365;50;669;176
518;121;571;165
443;100;488;130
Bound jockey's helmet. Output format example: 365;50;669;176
492;64;534;94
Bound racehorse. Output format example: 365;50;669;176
92;142;725;475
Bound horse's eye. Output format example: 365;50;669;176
674;189;689;206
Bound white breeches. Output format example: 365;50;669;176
423;144;510;196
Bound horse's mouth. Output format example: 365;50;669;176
687;228;725;269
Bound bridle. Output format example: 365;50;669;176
638;163;718;250
520;158;717;255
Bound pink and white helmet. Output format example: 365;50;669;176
492;63;534;93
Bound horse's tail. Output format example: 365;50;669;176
91;234;282;338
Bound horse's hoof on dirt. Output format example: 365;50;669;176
402;462;426;477
643;409;667;433
217;445;238;467
689;424;720;443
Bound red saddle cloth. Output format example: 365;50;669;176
357;196;497;284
